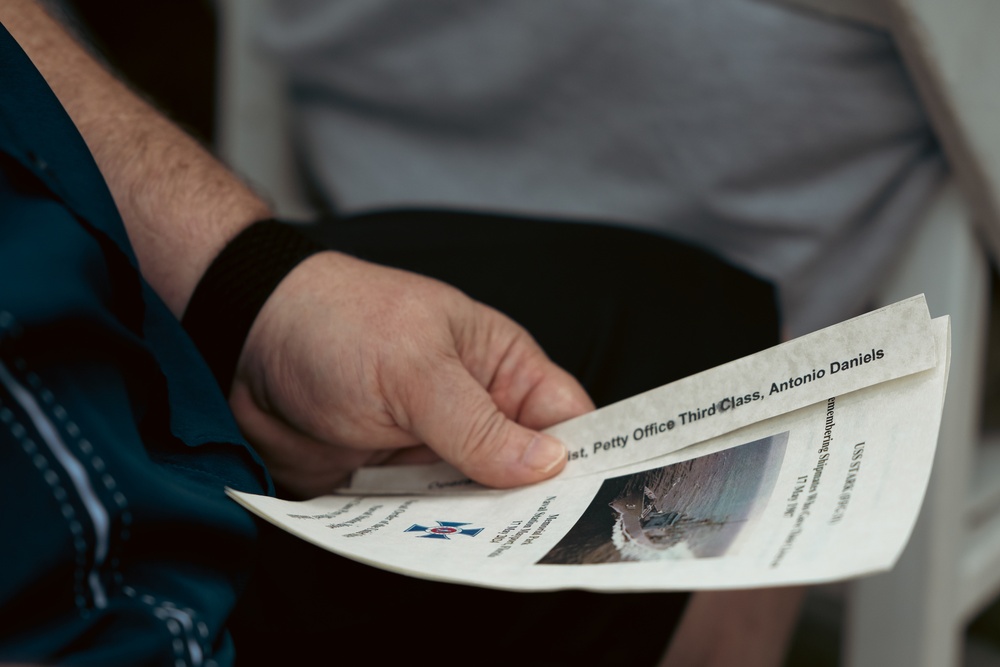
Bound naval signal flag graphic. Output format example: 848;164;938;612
405;521;484;540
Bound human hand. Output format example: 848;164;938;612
228;251;594;498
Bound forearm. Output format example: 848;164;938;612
0;0;270;316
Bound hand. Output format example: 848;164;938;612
228;251;594;498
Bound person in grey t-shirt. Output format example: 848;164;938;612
261;0;944;339
255;1;942;664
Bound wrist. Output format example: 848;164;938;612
181;220;326;394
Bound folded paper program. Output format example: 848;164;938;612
230;295;948;592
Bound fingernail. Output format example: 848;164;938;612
521;434;566;475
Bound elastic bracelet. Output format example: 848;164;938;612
181;219;326;393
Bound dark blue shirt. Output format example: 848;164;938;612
0;22;269;667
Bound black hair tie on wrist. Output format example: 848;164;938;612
181;219;325;393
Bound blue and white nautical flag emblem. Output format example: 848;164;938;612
405;521;484;540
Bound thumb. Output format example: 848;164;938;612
400;359;568;488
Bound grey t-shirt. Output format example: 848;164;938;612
260;0;945;335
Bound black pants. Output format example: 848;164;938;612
231;212;780;666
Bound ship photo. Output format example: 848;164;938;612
539;432;788;565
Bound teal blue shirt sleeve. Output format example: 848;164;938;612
0;21;270;667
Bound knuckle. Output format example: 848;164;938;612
458;407;511;465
